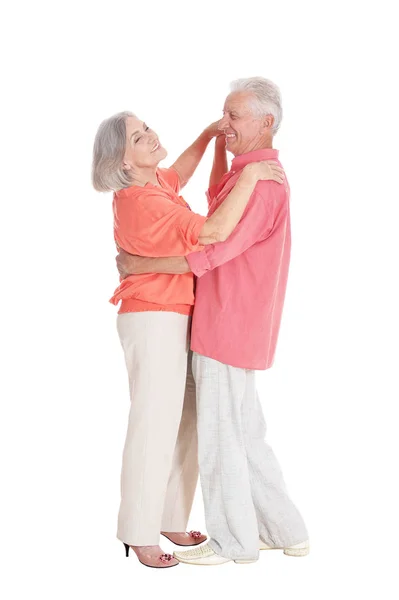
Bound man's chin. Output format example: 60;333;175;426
226;146;239;156
226;140;240;156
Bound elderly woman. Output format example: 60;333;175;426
91;111;284;568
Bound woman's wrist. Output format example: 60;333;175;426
201;128;214;144
215;134;226;148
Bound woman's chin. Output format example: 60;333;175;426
159;147;168;161
152;148;167;165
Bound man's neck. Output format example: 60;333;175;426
240;138;274;154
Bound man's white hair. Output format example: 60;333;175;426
230;77;282;134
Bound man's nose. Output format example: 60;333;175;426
218;115;229;130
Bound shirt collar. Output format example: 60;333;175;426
231;148;279;172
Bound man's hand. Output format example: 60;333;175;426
116;248;139;278
116;248;191;277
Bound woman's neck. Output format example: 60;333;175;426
130;167;159;187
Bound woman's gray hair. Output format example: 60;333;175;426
230;77;283;134
92;111;135;192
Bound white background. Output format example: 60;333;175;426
1;0;398;598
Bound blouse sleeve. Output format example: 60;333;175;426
114;190;207;258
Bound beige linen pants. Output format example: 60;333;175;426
116;312;198;545
193;352;308;560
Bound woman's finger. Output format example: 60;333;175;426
272;172;284;183
271;168;285;178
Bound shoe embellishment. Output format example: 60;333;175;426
189;530;202;540
160;553;173;562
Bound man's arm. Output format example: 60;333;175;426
116;251;190;278
116;187;272;277
209;135;228;189
187;184;278;278
171;121;220;188
116;184;279;279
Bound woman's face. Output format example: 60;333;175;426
123;116;167;172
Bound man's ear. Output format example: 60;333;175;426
262;114;275;131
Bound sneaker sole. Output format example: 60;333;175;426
284;547;309;557
260;545;309;557
234;559;258;564
175;556;258;565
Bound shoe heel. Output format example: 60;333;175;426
123;543;130;557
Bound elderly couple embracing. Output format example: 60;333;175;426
92;77;309;569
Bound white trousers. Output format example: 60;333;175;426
192;352;308;560
116;312;198;545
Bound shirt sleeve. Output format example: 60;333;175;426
158;168;181;193
206;172;231;210
186;184;276;277
114;191;207;258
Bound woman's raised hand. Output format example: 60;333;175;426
204;120;224;140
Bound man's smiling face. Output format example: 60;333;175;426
219;91;272;156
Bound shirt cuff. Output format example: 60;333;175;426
186;249;211;278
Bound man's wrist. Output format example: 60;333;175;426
125;255;134;275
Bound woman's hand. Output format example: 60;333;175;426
203;120;224;141
243;160;285;184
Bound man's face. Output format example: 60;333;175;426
219;92;269;156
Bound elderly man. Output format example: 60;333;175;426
116;77;309;565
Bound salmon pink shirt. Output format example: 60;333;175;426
110;168;207;316
187;149;291;370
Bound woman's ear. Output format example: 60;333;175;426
123;158;131;171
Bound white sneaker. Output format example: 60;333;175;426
259;539;309;556
173;543;258;566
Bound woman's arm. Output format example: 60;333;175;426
198;161;284;244
209;135;228;188
171;121;220;188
